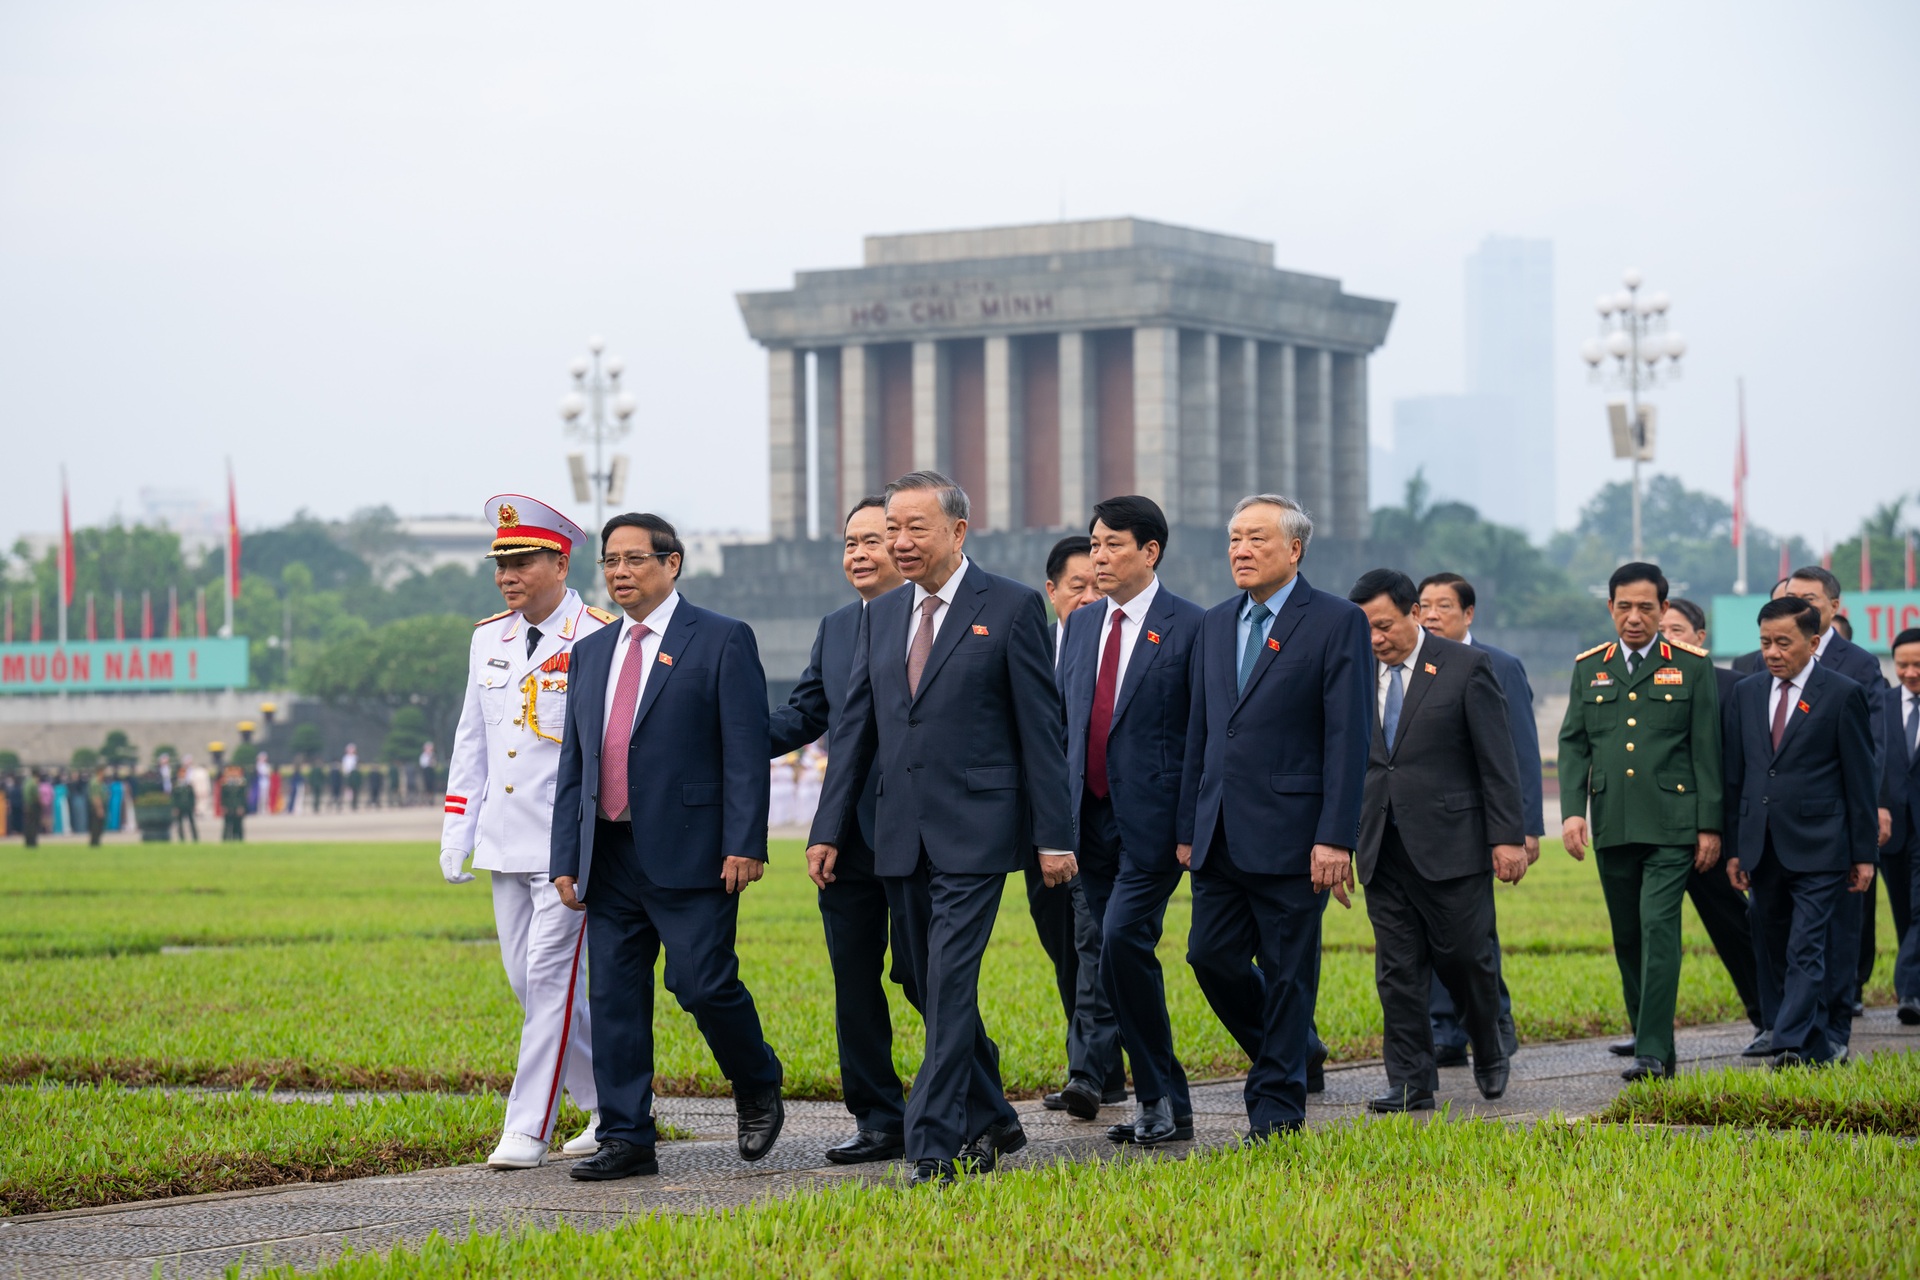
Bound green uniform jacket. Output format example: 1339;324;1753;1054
1558;637;1722;847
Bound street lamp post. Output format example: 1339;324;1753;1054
558;335;637;562
1581;268;1686;563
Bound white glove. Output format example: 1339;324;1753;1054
439;848;475;884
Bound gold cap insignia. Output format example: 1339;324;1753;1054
497;503;520;528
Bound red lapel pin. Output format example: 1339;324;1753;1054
1146;630;1161;644
1424;662;1438;675
1266;637;1281;652
1797;699;1811;714
658;653;673;666
972;624;989;635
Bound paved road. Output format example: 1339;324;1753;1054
5;1010;1915;1279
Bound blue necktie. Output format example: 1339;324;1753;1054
1383;664;1405;750
1238;601;1273;695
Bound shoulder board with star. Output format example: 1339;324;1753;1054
1670;639;1710;659
585;605;617;625
1575;642;1611;661
474;609;513;628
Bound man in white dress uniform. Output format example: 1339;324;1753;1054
441;494;618;1168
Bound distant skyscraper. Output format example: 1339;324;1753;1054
1390;236;1556;541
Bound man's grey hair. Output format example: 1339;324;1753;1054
1230;493;1314;550
886;470;971;523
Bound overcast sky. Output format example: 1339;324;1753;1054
3;0;1914;556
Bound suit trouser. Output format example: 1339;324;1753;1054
1749;849;1846;1062
1684;860;1763;1027
584;819;781;1148
818;827;918;1135
1593;842;1692;1067
1102;856;1190;1116
1064;794;1125;1093
886;850;1018;1163
1823;876;1865;1047
492;870;597;1140
1187;834;1326;1134
1369;827;1505;1092
1024;862;1107;1082
1889;834;1920;1000
1429;931;1517;1056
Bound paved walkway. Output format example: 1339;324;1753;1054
5;1011;1915;1278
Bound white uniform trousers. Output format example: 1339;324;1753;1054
492;871;596;1140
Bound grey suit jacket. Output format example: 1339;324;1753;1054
1356;631;1525;884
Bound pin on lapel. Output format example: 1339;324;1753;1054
658;653;674;666
972;624;989;635
1147;630;1161;644
1423;662;1438;675
1266;637;1281;652
1798;699;1811;714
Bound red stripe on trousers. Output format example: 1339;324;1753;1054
539;912;589;1140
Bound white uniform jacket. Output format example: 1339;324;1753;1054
442;589;614;873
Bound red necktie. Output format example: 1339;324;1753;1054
1086;609;1126;799
1770;678;1791;752
599;623;651;818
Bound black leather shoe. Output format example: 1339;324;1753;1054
1246;1120;1305;1141
1851;1000;1865;1017
1101;1083;1129;1105
568;1137;658;1180
1307;1043;1328;1094
910;1158;956;1187
1498;1015;1520;1060
1365;1085;1435;1113
1621;1056;1672;1082
1130;1096;1195;1146
1769;1049;1805;1071
1041;1089;1069;1111
1898;999;1920;1026
959;1117;1027;1172
736;1082;784;1162
824;1129;904;1165
1607;1040;1636;1057
1828;1045;1851;1066
1059;1078;1103;1120
1741;1029;1773;1058
1434;1044;1469;1068
1474;1057;1510;1100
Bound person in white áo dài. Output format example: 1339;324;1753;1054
442;493;617;1169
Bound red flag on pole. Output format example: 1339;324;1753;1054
1731;409;1748;550
227;463;241;602
1861;533;1872;593
60;468;75;613
30;594;41;642
1908;536;1916;591
142;590;153;640
1778;542;1791;582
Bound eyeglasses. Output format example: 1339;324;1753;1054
597;553;674;570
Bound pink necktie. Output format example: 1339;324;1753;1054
599;623;651;818
1770;678;1791;752
907;596;940;698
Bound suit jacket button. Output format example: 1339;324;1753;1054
1769;770;1776;777
1762;797;1769;804
504;784;514;794
1387;764;1394;771
1227;728;1236;738
508;749;517;758
909;719;920;727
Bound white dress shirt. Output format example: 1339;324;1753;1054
1903;687;1920;758
1376;627;1425;723
1814;629;1837;661
603;590;681;738
1766;659;1813;735
1622;640;1655;670
907;558;970;660
1096;576;1162;691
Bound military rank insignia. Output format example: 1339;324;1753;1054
1654;667;1683;685
1590;671;1614;686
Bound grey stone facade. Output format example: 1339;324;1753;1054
737;218;1395;541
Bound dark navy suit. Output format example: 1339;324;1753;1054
1429;637;1538;1055
1057;580;1204;1113
812;561;1073;1163
551;597;781;1147
1177;575;1372;1133
1879;685;1920;1001
1724;662;1878;1061
770;599;913;1135
1818;630;1889;1012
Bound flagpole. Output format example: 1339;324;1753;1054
58;466;71;649
224;459;238;639
1733;380;1749;596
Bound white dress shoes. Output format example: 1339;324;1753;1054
487;1131;550;1169
561;1114;601;1158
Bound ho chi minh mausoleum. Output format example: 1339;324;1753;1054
716;217;1398;700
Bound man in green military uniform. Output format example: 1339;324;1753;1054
1559;562;1723;1082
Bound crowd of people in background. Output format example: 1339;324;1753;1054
0;739;444;842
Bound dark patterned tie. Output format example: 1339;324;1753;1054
525;625;542;660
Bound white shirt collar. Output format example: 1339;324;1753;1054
1775;660;1812;693
1391;627;1426;675
1104;576;1161;627
912;558;969;611
626;589;680;637
1815;629;1836;657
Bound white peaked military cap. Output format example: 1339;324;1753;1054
483;494;588;559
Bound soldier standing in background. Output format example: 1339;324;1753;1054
442;494;612;1170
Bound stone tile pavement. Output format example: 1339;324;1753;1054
4;1011;1914;1278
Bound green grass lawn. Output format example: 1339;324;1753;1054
6;840;1872;1097
0;1084;588;1216
1604;1050;1920;1136
279;1120;1920;1279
